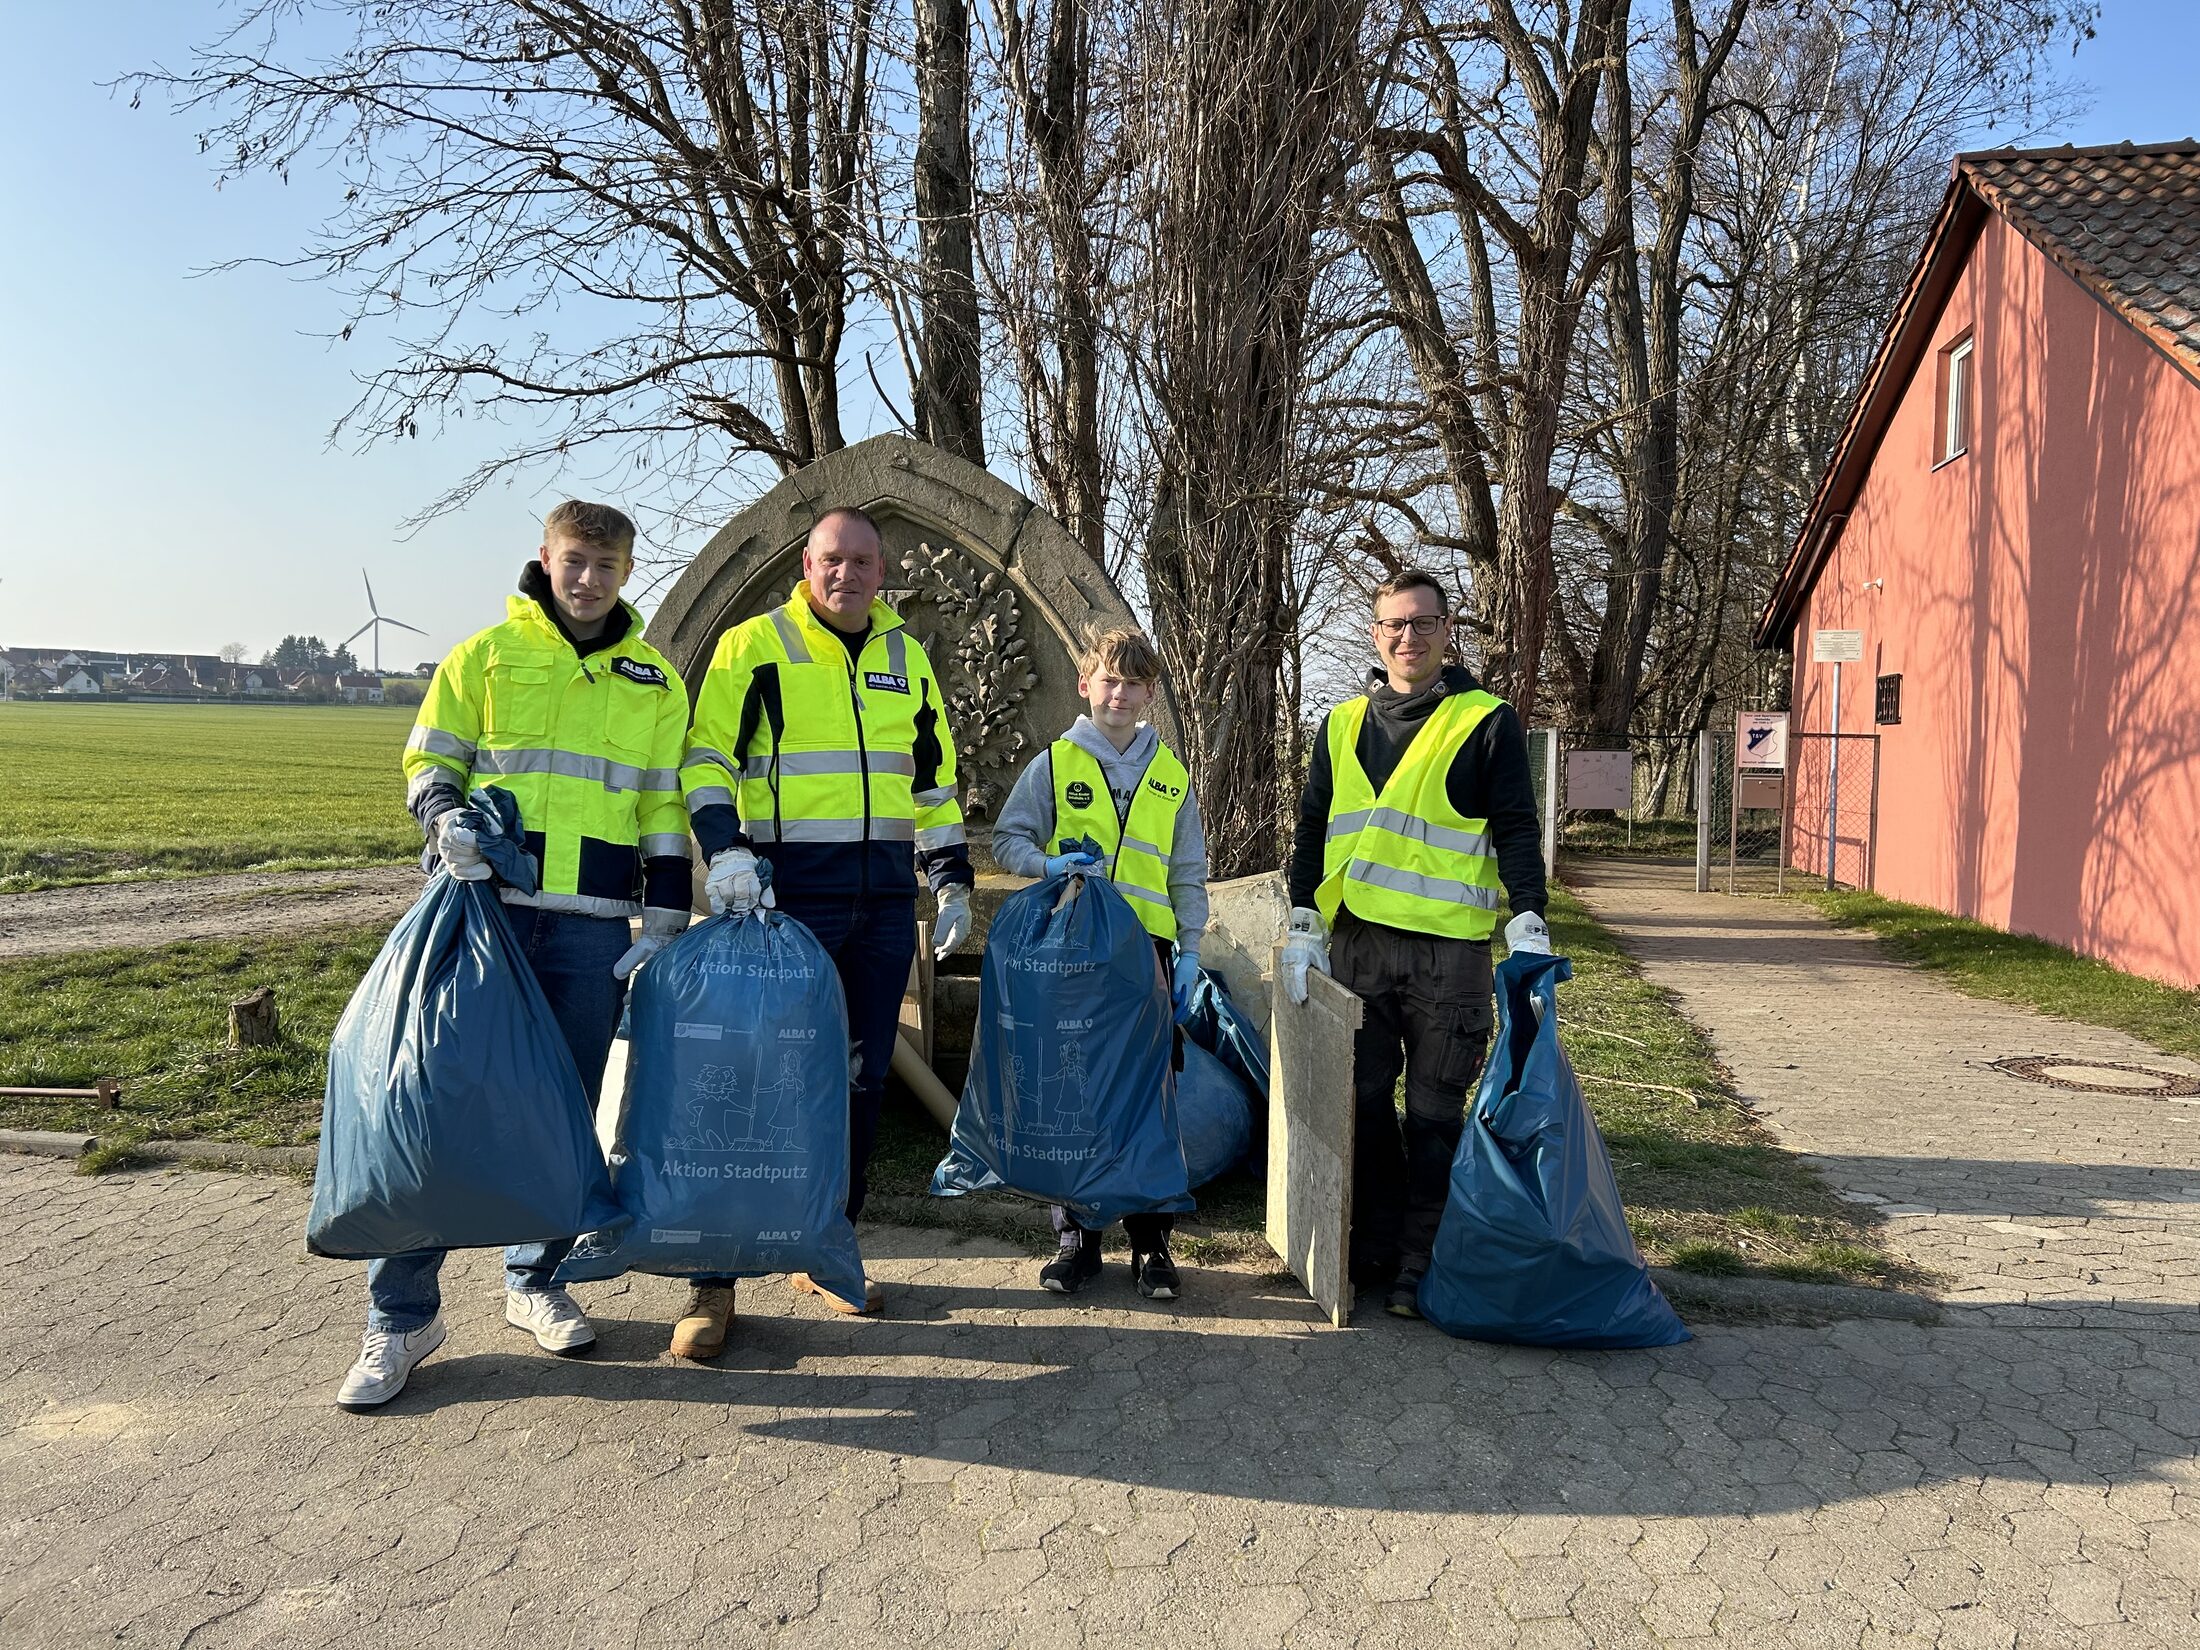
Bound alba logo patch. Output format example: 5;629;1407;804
864;671;910;694
1146;776;1184;800
1064;780;1094;809
611;658;669;688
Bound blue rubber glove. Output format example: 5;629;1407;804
1044;848;1100;877
1171;952;1202;1022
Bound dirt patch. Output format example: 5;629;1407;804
0;867;421;960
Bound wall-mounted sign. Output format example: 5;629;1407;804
1735;710;1788;771
1812;628;1864;663
1564;748;1634;812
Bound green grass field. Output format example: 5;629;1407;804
0;701;418;890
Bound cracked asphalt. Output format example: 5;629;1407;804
3;1147;2195;1648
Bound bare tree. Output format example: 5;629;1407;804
1122;0;1365;876
137;1;886;522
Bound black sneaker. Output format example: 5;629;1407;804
1133;1246;1181;1301
1040;1235;1103;1294
1385;1276;1424;1319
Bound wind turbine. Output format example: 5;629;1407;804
342;570;426;673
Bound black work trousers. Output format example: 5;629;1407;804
1330;911;1493;1285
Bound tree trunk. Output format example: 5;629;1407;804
914;0;986;464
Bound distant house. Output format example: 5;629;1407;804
56;669;101;695
335;672;385;704
1757;140;2200;988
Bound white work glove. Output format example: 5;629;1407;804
1503;911;1552;956
704;847;772;917
435;813;492;881
613;907;691;982
1281;906;1330;1006
932;884;973;961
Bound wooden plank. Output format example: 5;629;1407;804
899;917;935;1068
1264;946;1363;1328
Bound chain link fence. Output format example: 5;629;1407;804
1532;724;1879;895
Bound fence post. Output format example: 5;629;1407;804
1541;726;1561;879
1694;729;1713;892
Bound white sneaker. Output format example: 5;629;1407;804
505;1287;597;1357
335;1316;447;1411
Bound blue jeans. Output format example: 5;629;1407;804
364;903;629;1333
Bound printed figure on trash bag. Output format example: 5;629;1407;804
667;1052;806;1155
1004;1035;1095;1139
670;503;979;1354
322;500;694;1413
937;622;1211;1302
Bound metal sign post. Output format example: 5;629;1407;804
1812;630;1863;889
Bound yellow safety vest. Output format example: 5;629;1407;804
1051;737;1189;941
681;584;967;855
402;595;692;918
1316;690;1506;940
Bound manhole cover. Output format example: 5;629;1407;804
1991;1056;2200;1097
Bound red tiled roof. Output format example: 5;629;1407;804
1756;141;2200;647
1965;142;2200;379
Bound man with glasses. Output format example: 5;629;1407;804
1279;570;1550;1319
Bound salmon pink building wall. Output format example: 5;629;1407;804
1792;214;2200;988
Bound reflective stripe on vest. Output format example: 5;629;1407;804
735;599;925;845
1316;690;1505;939
1051;738;1188;941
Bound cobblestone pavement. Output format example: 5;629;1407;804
1567;861;2200;1328
3;1150;2195;1649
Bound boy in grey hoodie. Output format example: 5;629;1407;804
992;624;1210;1300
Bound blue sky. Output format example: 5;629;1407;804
1;2;2192;665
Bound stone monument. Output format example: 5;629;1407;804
646;433;1182;847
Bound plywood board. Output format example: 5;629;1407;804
1265;947;1363;1328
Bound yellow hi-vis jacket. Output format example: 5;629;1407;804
1316;688;1507;939
681;584;968;897
402;595;693;917
1051;737;1190;941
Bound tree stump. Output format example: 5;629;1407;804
229;987;279;1049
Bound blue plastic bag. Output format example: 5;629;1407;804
930;866;1193;1229
555;909;865;1299
1176;1038;1255;1187
1179;963;1270;1098
307;788;621;1259
1417;951;1689;1348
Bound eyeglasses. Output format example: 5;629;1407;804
1372;615;1449;639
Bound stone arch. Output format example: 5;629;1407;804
646;434;1180;825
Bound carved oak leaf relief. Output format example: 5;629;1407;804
887;540;1037;821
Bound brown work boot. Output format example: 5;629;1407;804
669;1284;736;1359
789;1272;883;1316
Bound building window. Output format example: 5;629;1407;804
1938;334;1973;464
1875;673;1903;725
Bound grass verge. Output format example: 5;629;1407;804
1806;889;2200;1060
0;702;418;891
1;890;1905;1289
0;925;386;1147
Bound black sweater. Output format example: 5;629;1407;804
1286;664;1548;922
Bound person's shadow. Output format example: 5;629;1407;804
389;1234;2200;1522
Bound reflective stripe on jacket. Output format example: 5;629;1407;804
1315;689;1506;940
681;584;967;897
1050;737;1189;942
401;595;692;918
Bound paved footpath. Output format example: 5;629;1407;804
1567;861;2200;1325
2;1142;2195;1650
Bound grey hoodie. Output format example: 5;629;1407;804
993;716;1210;957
